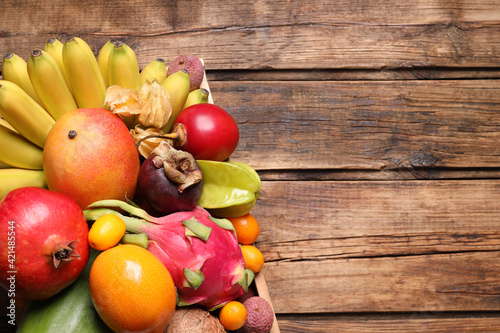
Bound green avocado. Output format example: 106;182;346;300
17;249;111;333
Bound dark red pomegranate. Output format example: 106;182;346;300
0;187;89;300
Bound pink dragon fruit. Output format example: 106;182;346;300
83;200;254;311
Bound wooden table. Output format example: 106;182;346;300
2;1;500;331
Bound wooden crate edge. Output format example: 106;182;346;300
254;268;281;333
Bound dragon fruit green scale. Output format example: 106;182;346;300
83;199;252;311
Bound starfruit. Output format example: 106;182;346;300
196;160;261;218
228;161;262;189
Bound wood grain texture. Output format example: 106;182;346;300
2;77;496;175
252;180;500;313
0;0;499;69
254;180;500;257
1;1;499;331
207;68;500;82
264;252;500;313
277;315;500;333
258;168;500;181
211;80;500;171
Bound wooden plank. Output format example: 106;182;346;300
253;180;500;258
3;0;499;34
0;0;499;70
3;78;497;174
207;68;500;82
277;315;500;332
258;168;500;181
251;180;500;313
260;230;500;262
212;80;500;170
2;77;500;179
264;251;500;314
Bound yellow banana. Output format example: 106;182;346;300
27;49;78;120
97;39;116;88
161;69;190;133
0;80;55;148
0;120;44;170
2;53;42;105
108;41;141;91
0;117;17;132
63;36;107;108
0;168;47;199
183;87;209;109
0;161;11;169
140;58;167;85
44;37;73;93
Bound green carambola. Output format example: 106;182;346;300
196;160;261;218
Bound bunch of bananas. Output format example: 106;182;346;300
0;36;208;199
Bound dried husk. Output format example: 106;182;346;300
105;85;141;118
151;141;203;192
105;80;172;129
137;79;172;128
164;307;225;333
130;126;173;159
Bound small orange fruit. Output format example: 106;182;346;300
228;213;260;245
219;301;247;331
88;214;126;251
89;244;177;333
241;244;264;274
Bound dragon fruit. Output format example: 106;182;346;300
83;199;254;311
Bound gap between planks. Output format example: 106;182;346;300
275;312;500;333
256;168;500;181
206;68;500;82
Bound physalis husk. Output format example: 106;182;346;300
130;126;173;159
105;80;172;129
137;80;172;128
105;85;141;118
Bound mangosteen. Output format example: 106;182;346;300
137;141;204;216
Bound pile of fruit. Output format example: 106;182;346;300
0;37;275;332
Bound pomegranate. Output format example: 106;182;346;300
0;187;89;300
